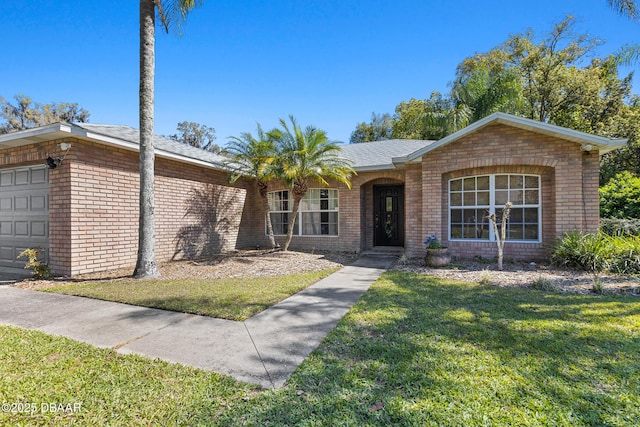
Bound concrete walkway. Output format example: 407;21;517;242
0;255;396;389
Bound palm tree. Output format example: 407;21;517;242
135;0;202;279
607;0;639;20
226;125;280;249
272;116;355;251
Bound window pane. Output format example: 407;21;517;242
463;192;475;206
510;207;523;222
510;190;524;204
300;198;310;211
509;224;524;240
525;190;539;204
270;212;289;235
495;190;508;205
477;191;490;205
451;209;462;222
319;189;328;199
463;209;478;224
510;175;524;189
525;175;539;188
524;208;538;222
329;197;339;210
477;176;489;190
495;175;509;189
450;192;462;206
451;225;463;239
450;179;462;191
308;189;319;200
463;177;476;191
525;225;539;240
329;223;338;235
302;212;320;235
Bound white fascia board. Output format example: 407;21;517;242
0;123;226;172
406;112;628;160
0;123;73;148
353;164;398;172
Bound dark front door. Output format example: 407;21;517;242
374;185;404;246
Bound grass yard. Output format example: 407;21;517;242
2;271;639;426
42;268;338;321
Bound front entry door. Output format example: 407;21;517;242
374;185;404;246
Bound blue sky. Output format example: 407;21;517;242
1;1;638;144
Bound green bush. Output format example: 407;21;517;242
599;171;640;219
600;217;640;236
17;248;50;279
551;231;640;275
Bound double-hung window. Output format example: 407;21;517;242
267;189;339;236
449;174;540;242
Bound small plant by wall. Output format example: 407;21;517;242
17;248;50;279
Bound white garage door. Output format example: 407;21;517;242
0;165;49;276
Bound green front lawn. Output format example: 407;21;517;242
3;271;639;426
43;269;338;321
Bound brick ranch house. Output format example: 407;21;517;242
0;112;625;277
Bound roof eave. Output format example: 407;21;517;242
353;164;398;172
406;112;628;160
0;123;227;172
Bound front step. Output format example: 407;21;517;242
361;246;405;257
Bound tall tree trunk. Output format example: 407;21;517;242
258;181;278;249
282;195;302;252
134;0;160;278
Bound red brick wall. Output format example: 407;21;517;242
1;122;603;272
261;169;411;253
1;139;252;276
420;123;599;261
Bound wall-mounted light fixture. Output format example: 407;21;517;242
46;142;72;169
581;143;593;153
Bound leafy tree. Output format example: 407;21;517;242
350;113;393;143
391;93;458;140
272;116;355;251
599;171;640;218
169;121;220;152
601;96;640;183
0;94;89;134
225;124;280;249
135;0;203;279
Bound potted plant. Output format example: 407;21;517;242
424;235;451;267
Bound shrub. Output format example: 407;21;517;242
599;171;640;219
551;231;640;275
17;248;51;279
600;217;640;236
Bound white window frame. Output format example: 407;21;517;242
267;189;339;237
448;174;541;243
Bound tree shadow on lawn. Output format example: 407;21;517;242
213;271;640;426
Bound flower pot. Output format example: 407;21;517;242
425;247;451;267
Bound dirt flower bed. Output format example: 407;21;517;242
15;250;360;290
394;258;640;296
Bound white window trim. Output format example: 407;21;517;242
267;189;340;237
448;174;542;243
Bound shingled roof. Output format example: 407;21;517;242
72;123;227;167
339;139;434;171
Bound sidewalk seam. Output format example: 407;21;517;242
243;322;276;389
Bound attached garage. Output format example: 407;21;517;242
0;165;49;275
0;123;254;277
